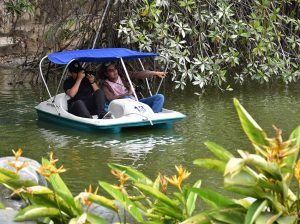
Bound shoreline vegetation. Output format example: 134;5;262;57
1;98;300;223
2;1;300;90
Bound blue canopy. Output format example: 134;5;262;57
47;48;159;64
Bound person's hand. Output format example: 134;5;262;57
127;87;133;96
77;70;85;80
156;71;167;79
87;74;96;84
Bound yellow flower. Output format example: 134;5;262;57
83;184;99;208
294;160;300;187
261;125;297;166
35;164;66;178
166;165;191;190
166;175;182;190
34;152;66;178
12;148;23;161
49;152;58;165
6;160;28;173
111;169;130;186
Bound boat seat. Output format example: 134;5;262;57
60;93;70;111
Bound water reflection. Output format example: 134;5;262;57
37;123;183;166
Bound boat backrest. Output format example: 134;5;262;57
53;93;69;111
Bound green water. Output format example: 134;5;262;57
1;66;300;195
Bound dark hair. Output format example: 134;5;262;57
68;60;84;73
97;61;117;80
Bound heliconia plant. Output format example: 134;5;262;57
192;98;300;224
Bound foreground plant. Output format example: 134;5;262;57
0;152;117;223
98;163;201;223
191;98;300;224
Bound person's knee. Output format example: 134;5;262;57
72;100;85;109
94;89;104;97
156;94;164;102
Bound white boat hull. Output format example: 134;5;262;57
35;93;186;133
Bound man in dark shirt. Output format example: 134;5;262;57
63;60;106;118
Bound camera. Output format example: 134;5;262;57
83;69;96;77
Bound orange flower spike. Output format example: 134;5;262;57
175;165;191;182
120;173;129;186
294;160;300;187
12;148;23;161
49;152;58;165
56;165;66;174
6;160;28;173
35;166;51;178
159;173;168;193
180;168;191;181
83;185;99;207
15;161;29;173
166;175;182;190
111;169;129;186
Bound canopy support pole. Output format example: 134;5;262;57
39;55;52;98
155;55;169;95
138;58;152;96
120;58;138;101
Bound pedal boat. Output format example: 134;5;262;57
35;48;186;133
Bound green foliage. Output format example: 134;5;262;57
117;0;300;89
194;98;300;223
4;0;33;16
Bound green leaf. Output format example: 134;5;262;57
0;168;20;186
99;181;144;222
86;212;108;224
191;188;235;208
26;186;53;195
244;199;267;224
224;170;266;198
88;194;119;213
42;159;79;215
69;213;107;224
134;182;180;211
204;141;234;162
233;98;269;146
210;206;245;224
154;205;184;220
276;215;298;224
0;201;4;209
14;205;61;221
193;158;226;173
186;180;202;216
180;212;211;224
54;188;81;215
108;163;153;185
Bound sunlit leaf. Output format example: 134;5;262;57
108;163;153;185
15;205;61;221
244;199;267;224
99;181;144;222
193;159;226;173
186;180;202;216
233;98;269;146
204;141;234;162
191;188;235;208
134;183;180;211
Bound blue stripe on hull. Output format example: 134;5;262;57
36;110;182;133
